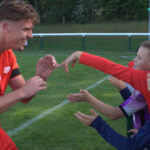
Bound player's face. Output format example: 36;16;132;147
7;19;34;51
134;47;150;71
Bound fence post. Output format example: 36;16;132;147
82;35;85;51
128;35;131;51
148;0;150;40
40;35;43;50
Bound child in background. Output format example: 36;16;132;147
59;40;150;149
73;73;150;150
60;40;150;111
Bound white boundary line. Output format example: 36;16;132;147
7;75;109;137
120;56;134;60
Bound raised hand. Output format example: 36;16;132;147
68;89;91;103
74;109;98;126
58;51;82;73
19;76;47;99
108;76;126;90
36;54;58;80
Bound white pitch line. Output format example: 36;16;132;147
120;56;134;60
7;75;109;137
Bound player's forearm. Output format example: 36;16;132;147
0;89;24;114
0;101;17;114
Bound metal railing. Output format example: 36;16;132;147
33;33;150;51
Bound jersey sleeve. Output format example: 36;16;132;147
90;115;150;150
119;87;131;101
10;68;20;79
128;61;134;68
9;50;19;70
9;50;20;79
119;92;147;117
79;52;150;110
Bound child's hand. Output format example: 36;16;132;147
108;76;126;90
68;89;91;103
128;128;139;137
74;109;98;126
58;51;82;73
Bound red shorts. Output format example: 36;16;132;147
0;127;18;150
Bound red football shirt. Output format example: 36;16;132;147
0;49;19;96
0;49;19;149
0;127;18;150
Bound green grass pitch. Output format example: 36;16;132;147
0;50;136;150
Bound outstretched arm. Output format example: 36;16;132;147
68;89;124;120
75;109;150;150
60;51;150;109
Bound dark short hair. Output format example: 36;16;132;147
140;40;150;50
0;0;40;25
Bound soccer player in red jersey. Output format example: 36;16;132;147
0;0;57;149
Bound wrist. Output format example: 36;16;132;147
86;95;92;103
74;51;82;59
35;74;46;81
14;88;26;101
85;94;94;103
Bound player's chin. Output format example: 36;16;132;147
17;45;25;51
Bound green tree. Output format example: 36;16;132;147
100;0;148;21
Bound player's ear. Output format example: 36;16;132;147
1;21;9;33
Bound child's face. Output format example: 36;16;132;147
134;47;150;71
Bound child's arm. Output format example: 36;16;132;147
59;51;150;109
90;114;150;150
68;89;124;120
75;109;150;150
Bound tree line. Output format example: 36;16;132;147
1;0;149;24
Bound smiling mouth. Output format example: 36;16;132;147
22;40;27;45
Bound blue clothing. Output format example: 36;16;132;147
120;87;131;101
90;116;150;150
125;82;134;94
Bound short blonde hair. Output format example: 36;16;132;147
140;40;150;50
0;0;40;25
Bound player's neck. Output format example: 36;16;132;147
0;35;9;54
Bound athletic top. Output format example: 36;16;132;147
0;49;20;150
0;49;20;96
128;60;134;68
79;52;150;110
0;127;18;150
